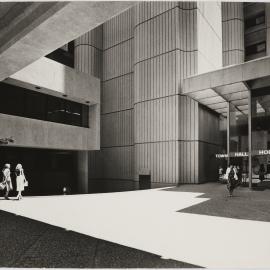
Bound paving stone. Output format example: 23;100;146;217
0;210;198;268
164;183;270;222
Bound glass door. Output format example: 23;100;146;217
251;88;270;188
228;102;249;185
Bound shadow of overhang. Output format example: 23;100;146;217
182;56;270;117
0;1;136;81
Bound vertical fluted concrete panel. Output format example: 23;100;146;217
199;106;221;145
76;151;89;193
135;141;179;183
103;39;134;80
102;146;134;180
178;95;199;184
199;142;221;183
101;8;135;180
101;110;134;147
134;3;199;184
134;51;179;102
102;74;134;114
135;96;179;143
179;95;199;141
88;150;103;179
75;26;103;180
198;105;221;183
222;2;244;66
103;7;134;50
75;25;103;78
179;141;199;184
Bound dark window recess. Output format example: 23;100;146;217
46;41;74;68
0;82;89;128
25;91;47;120
245;12;265;30
245;42;266;56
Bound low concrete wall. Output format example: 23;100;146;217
0;113;99;150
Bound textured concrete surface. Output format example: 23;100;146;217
1;186;270;268
0;2;135;80
165;182;270;222
0;113;92;150
0;210;197;268
8;57;100;104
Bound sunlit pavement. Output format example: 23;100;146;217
1;185;270;268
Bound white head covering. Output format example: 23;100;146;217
16;164;22;170
4;163;10;169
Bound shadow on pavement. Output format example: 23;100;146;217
0;210;200;268
163;182;270;222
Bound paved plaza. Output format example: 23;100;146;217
1;183;270;268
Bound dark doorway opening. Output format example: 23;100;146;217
0;147;77;196
139;174;151;190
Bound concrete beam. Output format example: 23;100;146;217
0;113;89;150
183;56;270;94
6;57;100;105
0;1;135;81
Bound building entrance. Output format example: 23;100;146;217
0;147;77;196
217;86;270;188
251;87;270;187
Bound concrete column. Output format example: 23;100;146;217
248;90;252;189
134;2;184;184
76;151;89;193
227;103;230;166
74;26;103;188
74;25;103;79
222;2;244;66
101;7;135;181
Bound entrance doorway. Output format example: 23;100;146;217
0;147;77;196
251;87;270;188
216;86;270;188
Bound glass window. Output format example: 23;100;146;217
245;12;265;30
245;42;266;57
251;88;270;177
229;103;248;153
47;97;67;124
65;100;82;127
0;82;89;128
25;91;46;120
82;105;89;128
228;103;249;174
0;83;25;117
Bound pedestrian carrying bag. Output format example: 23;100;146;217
0;181;6;190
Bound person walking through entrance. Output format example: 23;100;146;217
1;164;13;200
258;164;265;183
225;165;238;197
15;164;27;200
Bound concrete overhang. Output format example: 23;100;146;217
5;57;100;105
182;56;270;117
0;1;136;81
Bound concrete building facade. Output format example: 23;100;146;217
1;2;270;193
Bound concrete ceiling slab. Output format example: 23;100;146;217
0;1;136;81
